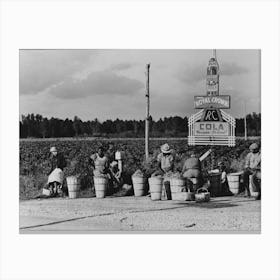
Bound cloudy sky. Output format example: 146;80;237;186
19;49;260;121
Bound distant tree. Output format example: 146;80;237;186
19;113;261;138
40;117;49;138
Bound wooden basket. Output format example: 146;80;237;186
148;177;163;200
66;176;81;199
195;187;210;203
227;173;241;195
94;176;108;198
132;176;146;197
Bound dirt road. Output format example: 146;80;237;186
19;196;261;233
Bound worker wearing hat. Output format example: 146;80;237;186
243;143;261;199
49;147;66;172
152;143;176;199
156;143;175;175
45;146;67;196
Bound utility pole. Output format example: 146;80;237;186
145;63;150;161
213;49;216;59
244;100;247;141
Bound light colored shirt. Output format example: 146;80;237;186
90;153;109;174
245;152;261;169
221;171;227;184
157;153;175;173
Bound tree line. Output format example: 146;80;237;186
19;113;261;138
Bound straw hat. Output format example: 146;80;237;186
161;143;171;154
249;143;259;151
50;146;57;153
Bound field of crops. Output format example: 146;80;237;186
19;138;261;200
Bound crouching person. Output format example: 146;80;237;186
45;146;67;197
243;143;261;199
109;160;123;191
182;152;203;192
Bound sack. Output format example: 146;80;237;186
48;168;64;184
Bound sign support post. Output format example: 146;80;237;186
244;100;247;141
145;64;150;161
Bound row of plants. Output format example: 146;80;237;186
19;139;260;199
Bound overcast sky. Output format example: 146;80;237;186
19;49;260;121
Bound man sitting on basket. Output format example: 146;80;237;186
243;143;261;200
89;146;118;194
152;143;176;200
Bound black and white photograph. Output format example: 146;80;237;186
1;1;280;280
19;49;261;233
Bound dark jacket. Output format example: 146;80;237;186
49;153;67;174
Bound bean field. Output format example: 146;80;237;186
19;138;260;200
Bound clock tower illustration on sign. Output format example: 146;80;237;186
206;49;219;96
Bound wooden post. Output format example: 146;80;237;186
244;100;247;141
145;64;150;161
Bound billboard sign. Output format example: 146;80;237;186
194;95;230;109
201;109;222;122
194;122;229;136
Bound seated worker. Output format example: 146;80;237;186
243;143;261;200
182;152;203;192
45;146;67;197
152;143;176;199
153;143;175;176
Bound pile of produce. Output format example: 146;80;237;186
151;173;163;178
170;172;183;179
94;173;108;178
132;169;145;178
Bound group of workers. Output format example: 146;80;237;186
45;142;261;200
46;145;122;196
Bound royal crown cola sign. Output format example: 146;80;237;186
194;122;229;136
194;95;230;109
